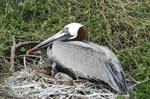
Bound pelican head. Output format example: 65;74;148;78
27;23;87;54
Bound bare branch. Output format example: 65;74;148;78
0;93;23;99
129;79;150;90
10;36;16;72
10;39;40;72
15;41;40;49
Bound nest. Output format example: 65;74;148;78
1;40;131;99
3;68;118;99
2;50;121;99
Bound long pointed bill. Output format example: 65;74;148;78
27;30;71;54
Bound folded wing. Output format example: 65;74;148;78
50;41;128;92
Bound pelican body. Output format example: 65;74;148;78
27;23;128;93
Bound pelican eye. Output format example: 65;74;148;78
62;27;70;34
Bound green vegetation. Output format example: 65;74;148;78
0;0;150;98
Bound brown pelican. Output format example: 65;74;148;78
27;23;128;93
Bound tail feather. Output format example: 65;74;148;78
106;62;128;93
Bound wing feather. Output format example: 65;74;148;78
51;41;128;92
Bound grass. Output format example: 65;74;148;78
0;0;150;98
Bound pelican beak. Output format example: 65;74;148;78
27;30;71;54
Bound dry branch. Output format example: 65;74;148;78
15;41;40;49
10;36;40;72
129;79;150;90
10;36;16;72
0;93;23;99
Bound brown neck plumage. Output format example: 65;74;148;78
68;26;87;41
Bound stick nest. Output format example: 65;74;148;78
3;54;119;99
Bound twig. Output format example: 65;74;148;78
94;0;98;6
10;38;40;72
18;54;41;58
129;79;150;90
10;36;16;72
23;56;27;69
0;93;23;99
15;41;40;49
128;75;139;83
